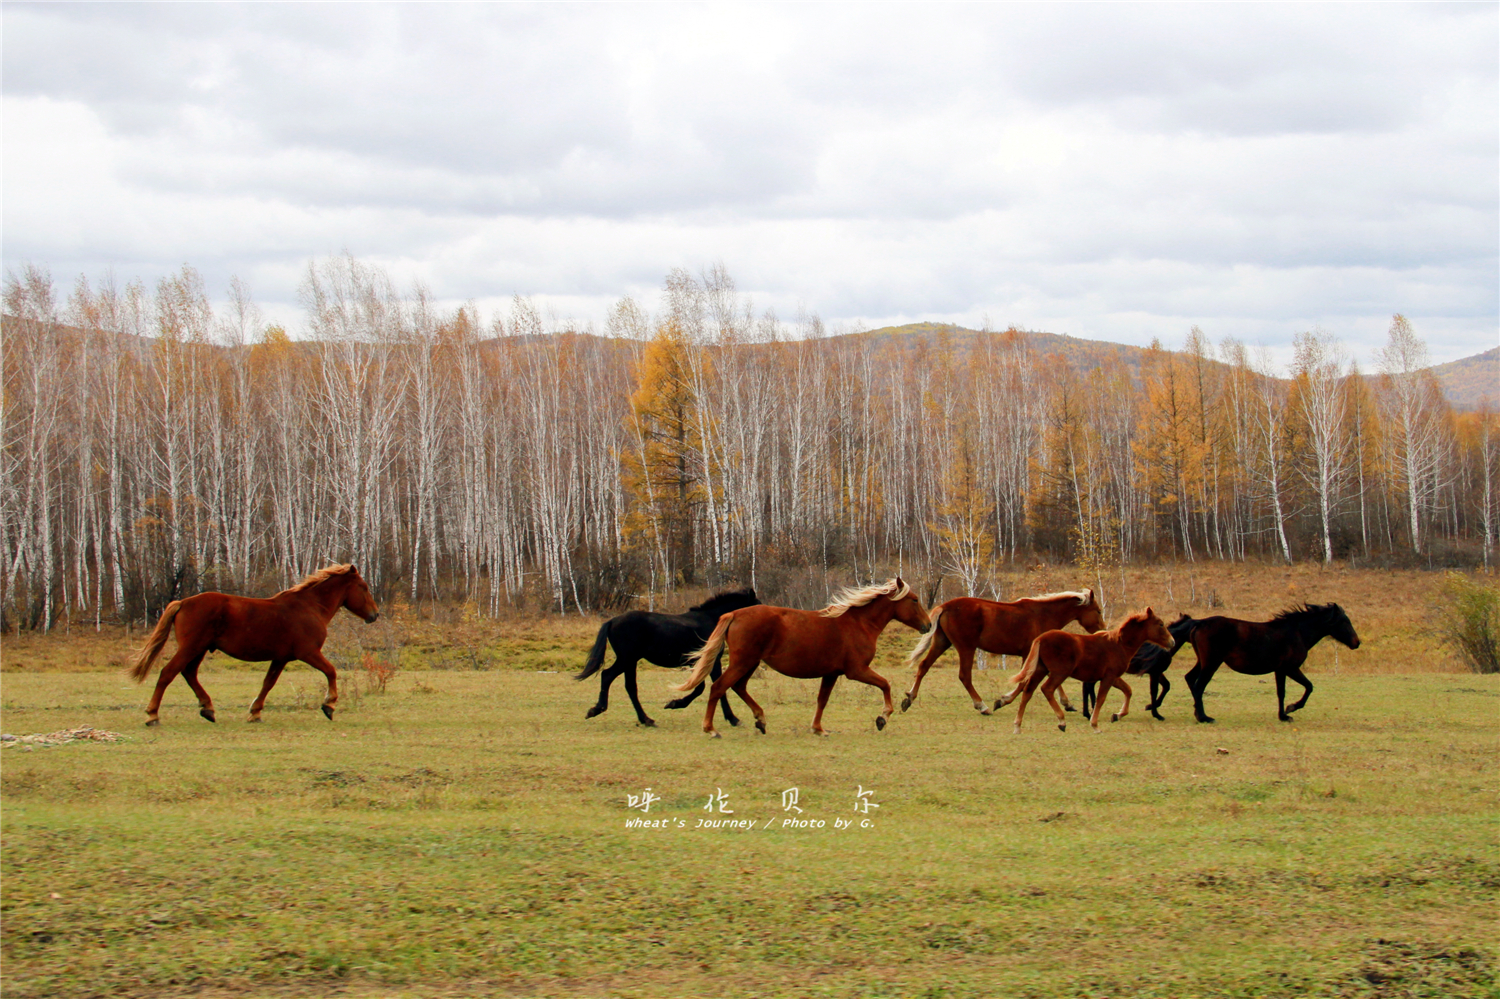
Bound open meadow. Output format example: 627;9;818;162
2;564;1497;998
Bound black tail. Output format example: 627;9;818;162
575;620;612;680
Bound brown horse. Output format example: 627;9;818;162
675;578;932;737
901;589;1106;715
995;608;1173;733
127;564;380;726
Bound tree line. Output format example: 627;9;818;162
3;256;1496;630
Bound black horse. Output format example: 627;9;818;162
1183;603;1360;723
1080;613;1198;720
576;589;760;727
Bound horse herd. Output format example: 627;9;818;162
125;564;1361;734
579;579;1361;737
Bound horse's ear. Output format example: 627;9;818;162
1146;605;1155;616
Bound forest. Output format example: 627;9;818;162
3;255;1496;630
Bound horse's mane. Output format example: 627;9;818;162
689;588;757;615
283;564;357;594
821;578;910;617
1271;602;1343;626
1030;588;1093;606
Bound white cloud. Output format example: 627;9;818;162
2;2;1494;366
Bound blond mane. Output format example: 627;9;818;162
282;563;357;595
1029;588;1093;606
820;578;911;617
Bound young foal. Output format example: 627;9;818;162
901;589;1106;714
995;608;1174;733
127;564;380;726
676;579;931;737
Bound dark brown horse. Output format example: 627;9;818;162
127;564;380;726
675;578;932;737
995;608;1173;732
901;589;1106;715
1183;603;1360;723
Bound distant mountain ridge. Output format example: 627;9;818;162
858;322;1498;411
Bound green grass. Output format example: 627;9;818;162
3;652;1497;998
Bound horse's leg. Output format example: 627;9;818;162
1187;655;1220;724
730;677;767;734
811;675;839;735
1285;665;1314;715
144;646;204;727
248;660;288;722
714;654;741;726
847;662;897;731
1079;680;1093;717
1109;677;1133;724
1149;673;1169;720
901;628;952;711
956;647;990;715
702;650;753;738
586;660;624;718
302;650;339;720
622;665;655;728
1012;670;1047;733
1040;676;1070;732
180;658;216;723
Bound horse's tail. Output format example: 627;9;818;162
904;605;946;669
674;615;733;692
574;619;612;681
1012;638;1045;689
126;601;182;682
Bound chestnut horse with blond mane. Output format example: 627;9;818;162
127;564;380;726
901;589;1106;715
994;607;1173;733
675;578;932;737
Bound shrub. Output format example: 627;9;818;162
1434;574;1500;674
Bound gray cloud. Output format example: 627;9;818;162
3;2;1494;364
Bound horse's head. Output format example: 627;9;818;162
1327;603;1360;649
1138;607;1174;650
342;565;380;624
890;578;933;634
1077;589;1107;633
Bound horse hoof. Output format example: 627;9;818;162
662;698;685;710
707;730;721;739
585;706;603;718
247;716;262;724
978;706;992;716
875;716;886;731
727;717;741;727
1111;713;1120;723
755;720;766;734
900;694;913;712
1064;704;1076;713
321;705;334;720
1058;723;1066;732
1279;715;1293;722
144;718;160;728
993;699;1005;711
1012;725;1021;735
638;719;657;728
200;709;216;723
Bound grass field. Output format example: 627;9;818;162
2;564;1498;998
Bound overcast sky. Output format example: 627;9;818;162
4;2;1496;365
